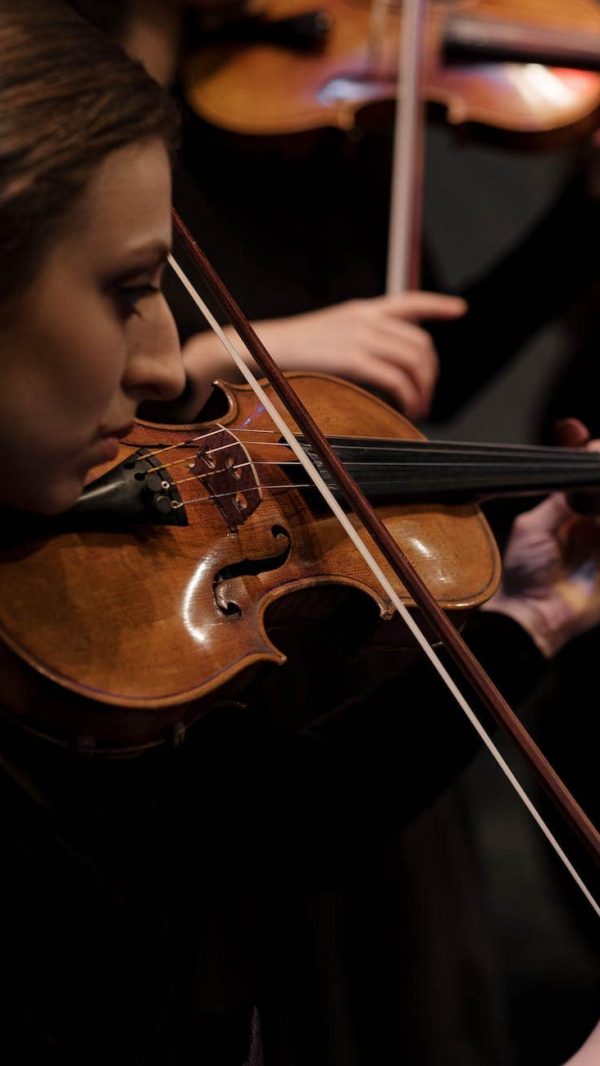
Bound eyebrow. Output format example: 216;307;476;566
106;241;171;283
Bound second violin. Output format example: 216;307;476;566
184;0;600;139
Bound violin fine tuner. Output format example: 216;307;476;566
69;427;264;534
70;449;187;526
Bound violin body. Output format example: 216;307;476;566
184;0;600;138
0;374;499;750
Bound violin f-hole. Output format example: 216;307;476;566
212;525;292;616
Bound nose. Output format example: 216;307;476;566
122;294;186;405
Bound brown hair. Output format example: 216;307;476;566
0;0;178;308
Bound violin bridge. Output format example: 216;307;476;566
189;425;262;531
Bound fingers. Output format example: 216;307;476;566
511;492;573;536
254;294;464;419
553;417;590;448
354;295;459;416
354;321;437;416
355;358;425;418
371;291;468;322
551;418;600;513
342;299;445;417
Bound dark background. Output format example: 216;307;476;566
422;123;600;1066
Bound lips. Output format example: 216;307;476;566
99;421;135;441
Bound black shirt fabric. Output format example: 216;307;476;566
0;608;544;1065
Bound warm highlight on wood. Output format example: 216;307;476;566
184;0;600;138
0;374;500;747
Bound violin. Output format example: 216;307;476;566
184;0;600;140
4;372;600;754
0;203;598;887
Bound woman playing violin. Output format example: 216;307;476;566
1;2;600;1063
67;5;600;1062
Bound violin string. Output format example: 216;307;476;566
154;453;205;474
137;429;600;478
165;452;600;482
305;437;598;457
169;252;600;916
182;436;600;466
132;424;280;464
146;433;290;474
151;446;274;476
171;470;212;487
199;455;599;472
156;441;600;474
171;484;307;508
136;428;225;461
171;461;301;487
151;435;600;500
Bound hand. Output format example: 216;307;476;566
180;292;467;421
249;293;467;420
482;454;600;657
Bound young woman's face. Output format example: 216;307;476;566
0;137;185;513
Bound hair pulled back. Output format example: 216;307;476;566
0;0;178;308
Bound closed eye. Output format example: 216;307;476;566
115;283;161;318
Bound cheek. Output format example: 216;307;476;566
50;313;128;423
9;289;126;436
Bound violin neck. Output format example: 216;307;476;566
444;15;600;73
302;437;600;503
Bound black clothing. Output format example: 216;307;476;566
429;167;600;425
1;611;543;1065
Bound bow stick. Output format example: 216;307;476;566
386;0;428;292
170;210;600;915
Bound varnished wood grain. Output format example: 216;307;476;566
0;374;500;747
184;0;600;136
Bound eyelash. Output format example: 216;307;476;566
116;283;161;317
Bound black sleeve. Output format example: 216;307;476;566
294;612;545;864
429;170;600;421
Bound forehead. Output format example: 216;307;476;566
63;138;172;266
